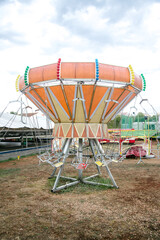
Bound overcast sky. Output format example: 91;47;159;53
0;0;160;115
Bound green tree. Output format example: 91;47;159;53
134;112;144;122
10;111;17;115
108;115;121;129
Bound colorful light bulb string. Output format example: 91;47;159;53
24;66;30;86
95;59;99;82
128;65;135;85
57;58;61;80
15;75;20;92
141;74;146;91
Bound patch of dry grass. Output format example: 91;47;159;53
0;155;160;239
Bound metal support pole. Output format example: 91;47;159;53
137;147;144;164
52;165;63;190
51;180;80;192
105;165;118;188
26;137;28;148
94;139;104;163
89;139;101;174
83;180;114;187
48;167;57;179
84;173;99;180
78;138;83;181
48;140;68;178
61;138;69;153
95;138;118;188
95;139;104;154
57;176;77;181
51;138;72;192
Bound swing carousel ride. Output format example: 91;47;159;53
16;59;145;192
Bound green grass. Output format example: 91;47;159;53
0;168;21;177
0;157;18;163
47;175;113;194
0;153;37;163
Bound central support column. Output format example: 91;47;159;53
78;138;83;181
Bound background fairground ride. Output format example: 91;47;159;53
102;96;160;161
15;59;158;192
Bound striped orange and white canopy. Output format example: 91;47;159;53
17;60;144;138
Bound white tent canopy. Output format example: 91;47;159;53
0;112;54;129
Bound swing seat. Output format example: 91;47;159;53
112;159;119;163
76;163;87;169
54;162;64;168
95;161;103;166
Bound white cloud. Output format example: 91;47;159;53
0;0;160;116
63;5;109;30
143;3;160;34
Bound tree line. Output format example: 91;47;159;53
107;112;158;129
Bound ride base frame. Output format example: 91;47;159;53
43;138;118;193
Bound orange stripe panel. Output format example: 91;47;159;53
29;89;57;119
19;76;25;90
114;66;130;83
99;63;130;83
82;85;94;115
134;73;142;90
24;62;141;88
89;86;108;118
29;64;57;84
61;62;95;79
61;62;76;79
76;62;95;79
29;67;43;83
99;63;115;81
49;86;70;117
63;85;75;116
43;63;57;81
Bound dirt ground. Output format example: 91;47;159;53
0;152;160;240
